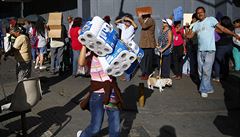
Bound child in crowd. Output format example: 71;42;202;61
232;19;240;71
77;45;123;137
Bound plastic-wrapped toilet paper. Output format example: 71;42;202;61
98;57;114;74
127;51;137;63
121;61;131;70
95;25;118;55
127;40;140;54
80;17;105;40
125;47;145;75
105;40;129;64
78;35;89;45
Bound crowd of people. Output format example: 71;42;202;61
0;6;240;137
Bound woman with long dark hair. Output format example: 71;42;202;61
213;16;234;82
34;19;48;70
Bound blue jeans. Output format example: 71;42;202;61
72;50;80;75
161;54;171;78
80;93;120;137
50;46;64;72
197;51;215;93
31;47;36;61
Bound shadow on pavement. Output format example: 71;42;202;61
4;85;90;137
39;71;71;94
214;73;240;136
98;84;153;137
157;125;177;137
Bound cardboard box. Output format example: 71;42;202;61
48;12;62;26
48;29;62;38
48;12;62;38
136;6;152;17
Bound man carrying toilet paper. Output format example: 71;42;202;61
115;15;138;81
138;13;157;80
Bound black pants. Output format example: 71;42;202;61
172;45;184;76
140;48;154;76
161;54;171;78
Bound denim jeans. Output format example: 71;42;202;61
72;50;80;76
80;93;120;137
197;51;215;93
50;46;64;72
31;47;36;61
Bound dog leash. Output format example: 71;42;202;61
158;53;163;78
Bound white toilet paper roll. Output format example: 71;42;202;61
112;69;124;77
78;35;89;45
121;61;131;70
127;51;137;63
80;16;105;40
86;41;97;51
127;40;140;54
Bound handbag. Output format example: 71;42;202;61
79;92;91;110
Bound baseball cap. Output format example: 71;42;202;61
162;18;173;26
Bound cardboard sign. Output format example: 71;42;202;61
183;13;193;26
136;6;152;17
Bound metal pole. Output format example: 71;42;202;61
20;0;24;18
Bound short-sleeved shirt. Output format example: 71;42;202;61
70;27;83;50
117;23;135;43
13;34;32;62
192;17;218;51
172;26;184;46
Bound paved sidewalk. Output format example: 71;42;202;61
0;58;240;137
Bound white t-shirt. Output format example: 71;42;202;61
117;23;135;43
36;30;48;48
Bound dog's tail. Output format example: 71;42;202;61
149;71;155;78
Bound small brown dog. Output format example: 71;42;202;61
147;71;172;92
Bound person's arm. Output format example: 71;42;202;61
185;29;196;39
115;18;123;24
78;45;87;66
216;23;240;40
138;17;153;29
124;17;138;30
160;31;173;53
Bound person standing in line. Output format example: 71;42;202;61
138;13;157;80
185;13;199;84
67;16;74;68
115;15;138;81
232;19;240;72
34;20;48;70
76;46;123;137
11;26;32;82
157;18;173;78
171;21;185;80
49;25;68;75
213;16;234;82
69;17;83;77
186;7;240;98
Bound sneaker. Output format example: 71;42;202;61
208;90;214;94
39;65;47;70
201;93;208;98
77;130;82;137
212;78;220;82
34;65;39;69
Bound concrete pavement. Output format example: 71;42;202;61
0;57;240;137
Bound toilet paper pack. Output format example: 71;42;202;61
105;40;129;64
